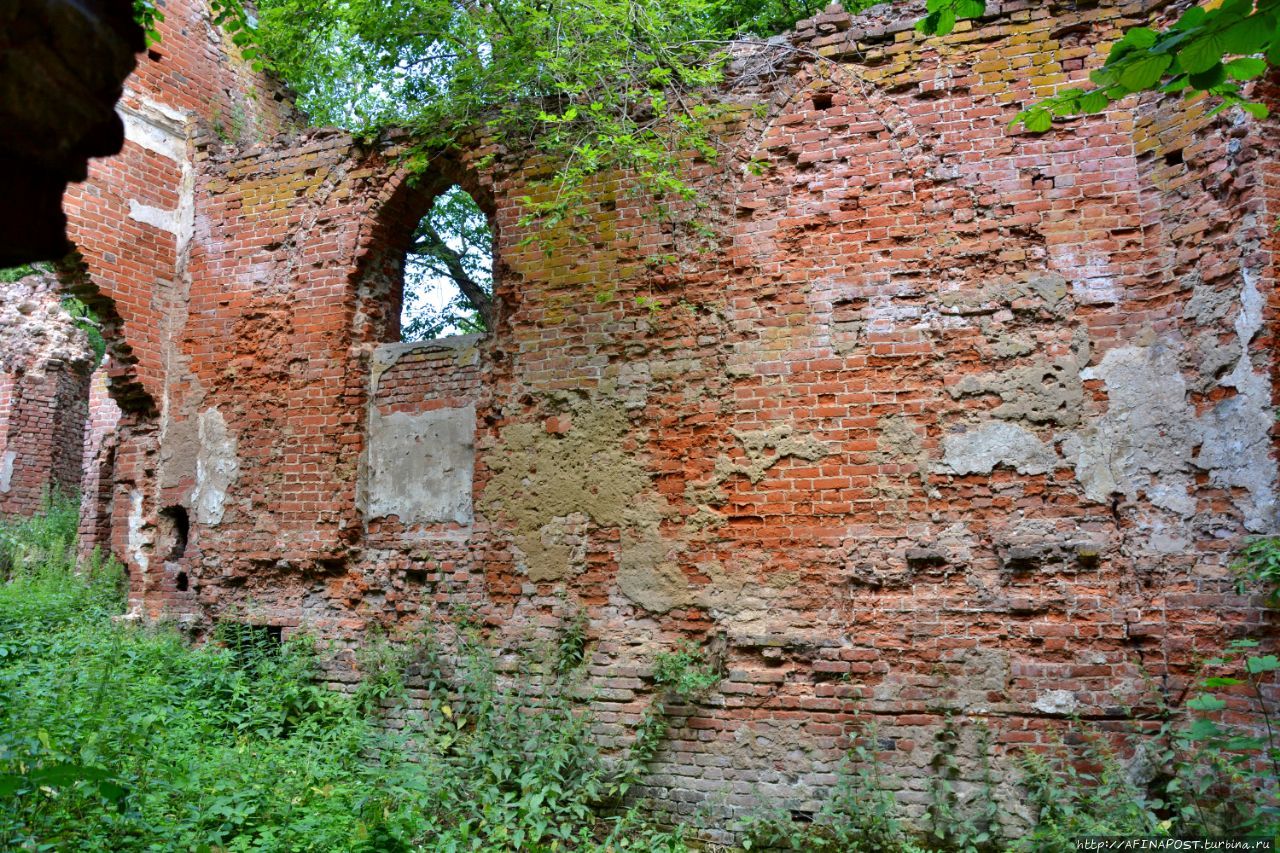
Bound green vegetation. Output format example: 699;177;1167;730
176;0;1270;328
1235;535;1280;606
61;297;107;369
0;265;45;284
652;639;721;702
0;497;684;851
738;637;1279;851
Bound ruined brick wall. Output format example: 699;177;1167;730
44;0;299;588
0;275;93;516
78;369;122;551
63;0;298;410
70;0;1280;839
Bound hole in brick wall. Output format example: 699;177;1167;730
175;571;189;591
1164;148;1185;166
789;809;814;823
401;185;494;342
147;49;162;62
811;91;834;110
157;505;189;561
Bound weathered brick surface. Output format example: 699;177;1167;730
17;0;1280;838
0;275;93;516
78;368;122;551
33;0;299;607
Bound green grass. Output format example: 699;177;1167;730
0;496;685;852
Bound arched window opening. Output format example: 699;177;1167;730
401;185;494;342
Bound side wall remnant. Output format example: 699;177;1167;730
0;275;93;516
7;0;1279;840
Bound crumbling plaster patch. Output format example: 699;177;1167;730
1062;273;1275;532
192;407;239;526
941;420;1056;476
685;423;830;507
128;488;149;577
948;356;1086;427
480;400;652;583
362;405;476;526
1195;273;1275;532
358;337;482;528
0;451;14;493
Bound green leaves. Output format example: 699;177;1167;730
1179;30;1227;75
1226;56;1269;79
0;502;688;851
132;0;165;46
652;640;720;701
1186;693;1228;713
1234;535;1280;604
1245;654;1280;674
1120;54;1174;90
1009;0;1277;132
917;0;987;36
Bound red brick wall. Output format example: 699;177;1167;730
0;276;93;517
61;0;1280;837
78;368;122;552
47;0;298;606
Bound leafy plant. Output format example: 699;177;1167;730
918;0;1276;129
924;717;1001;852
653;639;720;702
739;725;927;852
0;502;688;851
1234;535;1280;605
1172;638;1280;835
0;264;49;284
62;297;107;369
554;604;590;675
1014;729;1168;851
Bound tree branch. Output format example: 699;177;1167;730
410;223;494;329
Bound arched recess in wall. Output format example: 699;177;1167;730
351;153;496;536
353;156;501;346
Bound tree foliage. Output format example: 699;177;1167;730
919;0;1276;128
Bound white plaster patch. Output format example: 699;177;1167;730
192;408;239;526
128;200;180;234
941;421;1056;476
128;489;149;575
1063;281;1277;533
1194;273;1276;531
1067;339;1196;514
119;94;188;162
1033;690;1077;716
361;404;476;526
0;450;14;493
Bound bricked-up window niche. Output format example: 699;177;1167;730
401;186;494;342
